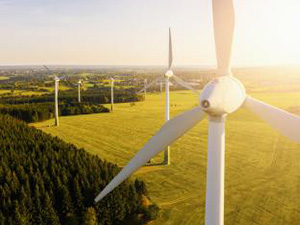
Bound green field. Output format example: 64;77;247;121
0;89;48;96
0;84;71;96
0;76;9;80
34;77;300;225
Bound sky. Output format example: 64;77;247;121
0;0;300;66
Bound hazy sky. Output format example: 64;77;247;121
0;0;300;66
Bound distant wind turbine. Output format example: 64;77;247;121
111;77;114;112
94;1;300;225
138;28;198;165
43;65;65;127
160;81;163;94
54;76;60;126
78;79;82;103
143;79;147;99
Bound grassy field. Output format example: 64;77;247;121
0;76;9;80
0;89;48;96
33;80;300;224
0;84;71;96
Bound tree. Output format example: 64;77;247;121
32;185;43;225
83;207;97;225
14;201;29;225
0;212;5;225
42;193;60;225
134;179;148;195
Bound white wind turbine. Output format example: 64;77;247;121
78;79;82;103
138;28;198;165
44;65;60;126
110;77;114;112
94;0;300;224
54;76;60;126
144;79;147;99
43;65;66;127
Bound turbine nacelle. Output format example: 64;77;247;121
164;70;174;78
200;76;246;116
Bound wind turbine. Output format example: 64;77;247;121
138;28;198;165
143;79;147;99
110;77;114;112
94;0;300;224
54;76;60;126
160;81;163;94
43;65;65;127
78;79;82;103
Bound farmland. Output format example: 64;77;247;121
33;68;300;225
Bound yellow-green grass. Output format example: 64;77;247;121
33;90;300;225
0;89;33;96
0;89;12;95
0;76;9;80
0;89;50;96
40;86;70;92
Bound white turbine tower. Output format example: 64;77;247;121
160;81;163;94
143;79;147;99
54;76;60;127
94;0;300;224
138;28;198;165
78;79;82;103
43;65;62;127
111;77;114;112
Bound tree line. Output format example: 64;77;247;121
0;114;159;225
0;88;144;105
0;103;110;123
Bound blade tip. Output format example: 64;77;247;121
94;194;104;204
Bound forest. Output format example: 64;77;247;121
0;103;110;123
0;114;159;225
0;88;143;105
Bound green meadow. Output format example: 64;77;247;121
34;71;300;225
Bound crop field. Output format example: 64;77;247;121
34;71;300;225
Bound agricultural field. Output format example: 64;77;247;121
33;69;300;225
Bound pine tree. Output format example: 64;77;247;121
42;193;60;225
59;186;73;216
32;184;44;225
73;178;84;213
83;207;97;225
0;212;5;225
64;213;78;225
134;179;148;195
14;201;29;225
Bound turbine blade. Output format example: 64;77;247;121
137;77;162;94
43;65;52;73
244;96;300;144
94;107;205;203
59;75;67;81
212;0;235;75
168;28;173;70
172;74;199;95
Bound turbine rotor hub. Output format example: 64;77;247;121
199;76;246;116
164;70;174;78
